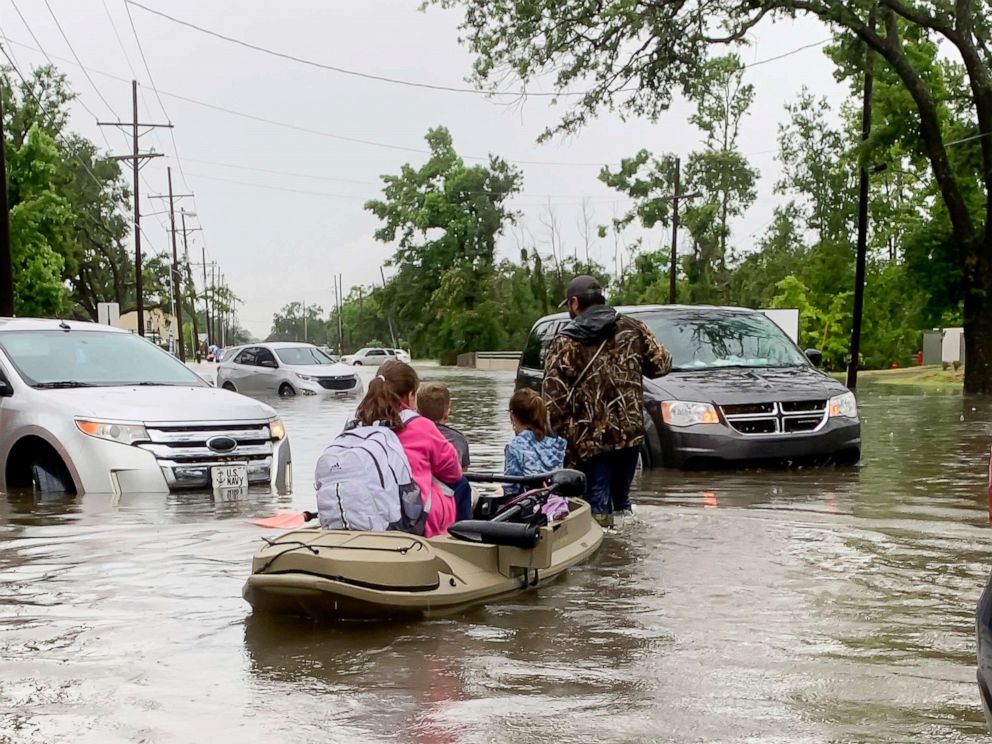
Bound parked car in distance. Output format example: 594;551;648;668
341;347;402;366
516;305;861;469
217;342;362;397
0;318;291;495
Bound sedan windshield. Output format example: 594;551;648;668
274;346;335;365
0;330;207;388
639;311;807;371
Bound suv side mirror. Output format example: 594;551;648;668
259;360;277;369
0;376;13;397
805;349;823;367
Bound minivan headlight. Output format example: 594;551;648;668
661;401;719;427
75;419;149;445
269;418;286;440
828;392;858;418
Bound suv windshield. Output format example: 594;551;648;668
638;310;807;371
274;346;335;365
0;330;207;388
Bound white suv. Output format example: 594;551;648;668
0;319;292;494
343;347;411;365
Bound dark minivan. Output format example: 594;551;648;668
516;305;861;469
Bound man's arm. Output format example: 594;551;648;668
637;320;672;379
542;336;574;434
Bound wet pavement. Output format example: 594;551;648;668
2;368;991;743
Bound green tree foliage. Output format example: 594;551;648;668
434;0;992;392
6;126;71;314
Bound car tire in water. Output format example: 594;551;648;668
222;382;236;392
30;457;74;494
353;361;363;366
278;383;296;397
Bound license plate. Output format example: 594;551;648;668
212;463;248;498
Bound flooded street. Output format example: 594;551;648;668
2;367;991;743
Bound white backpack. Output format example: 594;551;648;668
314;409;430;534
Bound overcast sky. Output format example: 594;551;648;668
2;0;845;338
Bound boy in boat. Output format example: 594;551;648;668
416;382;471;468
503;389;567;496
416;381;473;520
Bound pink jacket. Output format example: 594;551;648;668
397;411;463;538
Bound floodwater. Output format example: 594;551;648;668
2;367;991;743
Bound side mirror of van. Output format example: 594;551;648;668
0;375;13;397
805;349;823;368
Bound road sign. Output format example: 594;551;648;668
97;302;120;327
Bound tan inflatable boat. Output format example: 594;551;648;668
242;493;603;620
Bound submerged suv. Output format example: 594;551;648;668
0;319;292;494
516;305;861;469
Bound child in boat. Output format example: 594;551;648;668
503;389;567;496
416;381;473;520
354;360;462;537
416;382;470;468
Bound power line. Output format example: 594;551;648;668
124;1;832;97
101;0;138;79
42;0;118;115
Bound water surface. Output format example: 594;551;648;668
1;369;990;743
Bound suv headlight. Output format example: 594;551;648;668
661;401;719;427
268;418;286;440
828;392;858;418
75;419;150;445
295;373;316;382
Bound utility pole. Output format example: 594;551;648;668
665;157;701;305
149;168;193;361
380;265;398;348
201;247;212;348
0;93;13;316
847;7;876;392
179;209;202;361
98;81;170;336
337;273;344;356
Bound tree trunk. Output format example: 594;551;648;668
964;238;992;393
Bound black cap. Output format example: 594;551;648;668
558;275;604;308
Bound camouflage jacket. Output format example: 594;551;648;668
542;306;672;465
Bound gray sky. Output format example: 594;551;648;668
2;1;845;339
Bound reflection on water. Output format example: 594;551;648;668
2;369;991;742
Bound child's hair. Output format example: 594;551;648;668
509;388;549;441
355;359;419;429
416;381;450;423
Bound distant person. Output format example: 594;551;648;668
354;360;463;536
503;389;566;497
416;381;473;521
543;276;672;527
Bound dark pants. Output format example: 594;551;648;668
448;477;474;522
576;446;641;516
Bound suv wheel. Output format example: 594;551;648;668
278;383;296;397
222;382;236;392
31;456;74;493
353;361;363;366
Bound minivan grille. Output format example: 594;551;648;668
720;401;828;436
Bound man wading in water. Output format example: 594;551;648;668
543;276;672;528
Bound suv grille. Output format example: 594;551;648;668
720;401;827;436
317;376;358;390
138;422;275;489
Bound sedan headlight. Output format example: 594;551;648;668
75;419;149;445
295;373;316;382
268;418;286;440
828;391;858;418
660;401;719;427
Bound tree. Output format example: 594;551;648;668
434;0;992;392
6;126;72;315
364;126;522;357
268;302;328;344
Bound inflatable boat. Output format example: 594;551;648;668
242;470;603;620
